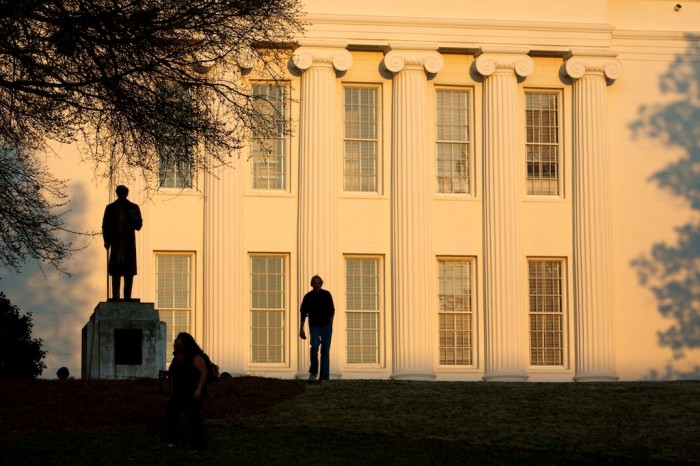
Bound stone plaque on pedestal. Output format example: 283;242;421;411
82;301;166;379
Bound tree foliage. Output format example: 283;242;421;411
0;0;304;272
0;291;46;378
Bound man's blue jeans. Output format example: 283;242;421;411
309;324;332;380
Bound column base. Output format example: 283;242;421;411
295;371;342;380
573;371;619;382
483;370;529;382
217;368;246;378
390;370;436;381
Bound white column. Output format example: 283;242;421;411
202;55;249;374
475;48;534;381
384;44;444;380
564;51;622;382
292;42;352;379
203;154;245;375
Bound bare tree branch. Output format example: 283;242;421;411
0;0;305;273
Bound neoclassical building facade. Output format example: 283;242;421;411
5;0;700;381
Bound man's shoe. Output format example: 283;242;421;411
308;374;317;382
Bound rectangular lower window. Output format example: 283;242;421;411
438;258;474;365
528;259;565;366
345;257;381;364
155;253;193;345
526;91;560;196
250;255;286;363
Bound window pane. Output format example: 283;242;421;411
344;87;378;192
250;256;286;363
438;258;473;365
528;260;564;366
345;257;381;364
251;84;288;190
436;89;470;194
526;92;560;195
157;83;194;189
156;254;193;345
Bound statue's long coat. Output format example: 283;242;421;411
102;198;143;276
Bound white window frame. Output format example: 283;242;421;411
528;258;566;367
343;85;380;193
437;257;475;366
249;254;287;365
344;255;383;366
250;82;290;191
525;90;562;196
155;252;194;347
436;88;472;194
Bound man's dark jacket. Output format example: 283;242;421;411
300;289;335;327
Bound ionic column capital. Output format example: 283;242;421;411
383;44;444;74
564;50;622;80
235;47;257;70
292;41;352;72
474;47;534;78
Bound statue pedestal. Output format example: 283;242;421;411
81;301;166;379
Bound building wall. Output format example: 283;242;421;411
609;19;700;379
3;0;698;380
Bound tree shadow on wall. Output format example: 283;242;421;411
629;34;700;380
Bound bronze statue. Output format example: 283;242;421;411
102;185;143;300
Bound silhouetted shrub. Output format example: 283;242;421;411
0;292;46;378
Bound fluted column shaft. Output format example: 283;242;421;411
385;45;444;380
565;52;622;381
201;56;252;375
204;155;244;373
293;43;352;378
475;49;534;381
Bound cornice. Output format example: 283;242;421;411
300;14;615;54
612;29;700;41
304;14;615;34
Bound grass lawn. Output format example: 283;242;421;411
0;377;698;465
